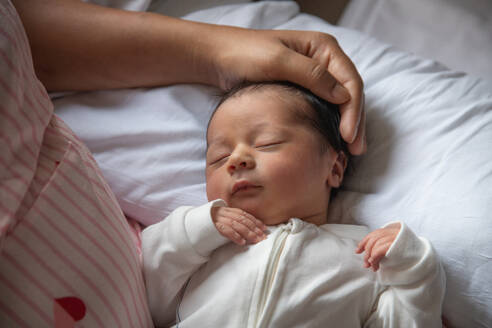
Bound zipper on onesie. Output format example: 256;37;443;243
254;221;293;328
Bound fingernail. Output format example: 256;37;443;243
349;126;358;144
332;83;350;102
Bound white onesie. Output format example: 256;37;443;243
142;200;445;327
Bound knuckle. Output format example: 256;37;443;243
309;63;326;83
313;31;336;44
242;218;254;228
231;220;242;231
216;222;227;232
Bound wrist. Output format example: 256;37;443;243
190;23;251;89
184;200;229;256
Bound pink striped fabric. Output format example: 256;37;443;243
0;1;153;327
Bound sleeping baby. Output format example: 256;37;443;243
142;81;446;327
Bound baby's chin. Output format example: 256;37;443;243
228;201;290;226
232;200;326;226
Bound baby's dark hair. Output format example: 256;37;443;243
211;80;349;158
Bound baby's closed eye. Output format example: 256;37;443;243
255;141;284;150
207;153;230;165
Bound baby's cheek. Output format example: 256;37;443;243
268;164;302;191
206;172;227;202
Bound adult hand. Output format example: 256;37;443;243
13;1;365;154
211;29;366;155
211;207;267;246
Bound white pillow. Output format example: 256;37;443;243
55;2;492;327
339;0;492;81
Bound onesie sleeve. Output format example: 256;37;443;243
142;200;230;327
364;222;446;328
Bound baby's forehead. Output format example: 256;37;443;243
207;83;323;141
218;84;311;120
233;83;305;103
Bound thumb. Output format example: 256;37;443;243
272;50;350;104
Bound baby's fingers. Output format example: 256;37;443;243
228;208;267;236
214;221;247;245
355;232;375;254
367;242;390;271
213;207;266;244
230;219;266;244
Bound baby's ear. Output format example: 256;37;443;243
327;151;348;188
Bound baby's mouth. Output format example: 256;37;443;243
231;180;261;195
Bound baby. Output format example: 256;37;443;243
142;82;445;327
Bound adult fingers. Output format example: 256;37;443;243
272;47;350;106
321;35;365;151
272;32;365;155
320;35;365;149
345;92;366;155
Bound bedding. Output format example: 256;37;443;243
17;1;492;327
339;0;492;81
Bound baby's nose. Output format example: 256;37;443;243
227;151;255;174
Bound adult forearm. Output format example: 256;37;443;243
12;0;367;154
12;0;222;91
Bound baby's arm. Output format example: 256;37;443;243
142;201;231;326
358;222;446;327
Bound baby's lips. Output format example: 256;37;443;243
231;179;261;195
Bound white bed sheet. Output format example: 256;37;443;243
339;0;492;82
55;2;492;327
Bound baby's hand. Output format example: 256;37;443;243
355;223;401;271
211;207;267;245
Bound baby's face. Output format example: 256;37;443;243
206;89;339;226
